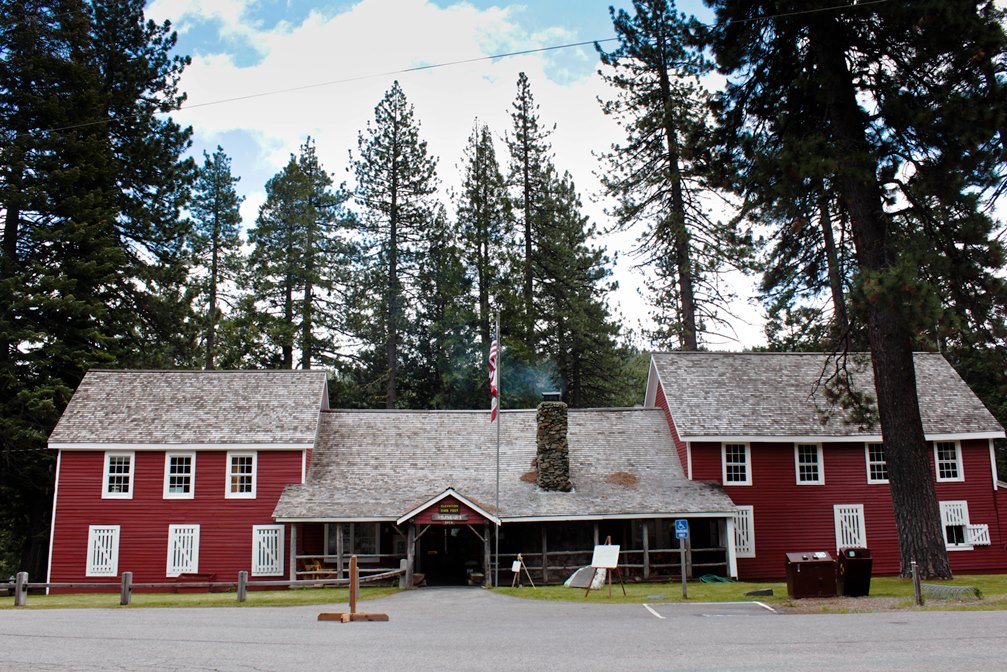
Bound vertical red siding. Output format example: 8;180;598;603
50;449;303;589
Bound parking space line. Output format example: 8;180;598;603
642;604;666;619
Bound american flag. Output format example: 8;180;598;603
489;325;499;422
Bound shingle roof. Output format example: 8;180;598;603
650;351;1004;439
49;370;328;446
273;408;736;521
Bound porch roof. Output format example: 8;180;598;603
273;407;736;522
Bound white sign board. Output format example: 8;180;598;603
511;560;522;573
590;544;620;569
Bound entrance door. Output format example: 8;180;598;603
418;525;484;586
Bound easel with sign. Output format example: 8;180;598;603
584;537;626;598
510;553;536;587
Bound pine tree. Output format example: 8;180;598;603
702;0;1007;577
248;138;353;370
535;169;627;407
352;81;440;408
456;122;519;365
598;0;750;350
189;147;244;369
0;0;194;577
505;72;554;352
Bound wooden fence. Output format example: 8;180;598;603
4;560;407;607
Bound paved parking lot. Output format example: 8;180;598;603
2;587;1006;671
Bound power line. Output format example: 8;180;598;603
35;0;892;135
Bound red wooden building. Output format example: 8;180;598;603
45;351;1006;588
644;352;1007;579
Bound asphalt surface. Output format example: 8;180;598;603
2;587;1006;671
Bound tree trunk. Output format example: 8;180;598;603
809;16;950;579
656;36;697;350
205;210;219;370
818;193;848;337
386;129;400;409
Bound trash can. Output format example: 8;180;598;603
785;551;837;599
837;547;872;597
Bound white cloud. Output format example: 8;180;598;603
150;0;766;350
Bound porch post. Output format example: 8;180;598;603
725;516;738;579
593;521;599;546
483;522;492;587
335;522;344;581
541;524;548;585
406;523;416;587
288;523;298;583
642;520;650;581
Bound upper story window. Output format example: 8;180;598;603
226;451;257;499
795;443;824;484
103;452;135;499
934;441;964;482
164;452;196;499
722;443;751;485
865;442;889;483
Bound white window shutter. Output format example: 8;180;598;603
86;525;120;577
834;504;867;549
733;506;755;558
252;525;284;576
167;525;200;576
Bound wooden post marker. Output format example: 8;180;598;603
318;555;390;623
510;553;536;588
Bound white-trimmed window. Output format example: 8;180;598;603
164;452;196;499
722;443;751;485
252;525;284;576
103;452;135;499
934;441;964;482
86;525;120;577
834;504;867;549
795;443;824;484
940;500;972;550
733;506;755;558
865;442;889;483
166;524;200;576
226;452;257;499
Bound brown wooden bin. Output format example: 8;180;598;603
785;551;837;599
837;547;872;597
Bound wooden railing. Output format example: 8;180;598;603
494;546;728;584
4;561;407;607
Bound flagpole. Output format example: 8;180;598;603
494;310;501;588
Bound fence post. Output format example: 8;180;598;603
14;572;28;607
237;571;248;603
398;559;408;589
912;560;923;606
120;572;132;606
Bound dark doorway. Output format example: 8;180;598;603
417;525;484;586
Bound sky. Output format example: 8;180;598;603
144;0;766;349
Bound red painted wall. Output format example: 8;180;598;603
656;382;1007;579
654;384;688;474
50;449;303;590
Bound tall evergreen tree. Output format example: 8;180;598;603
248;138;353;370
0;0;194;577
456;121;517;357
189;146;244;369
598;0;749;350
352;81;440;408
536;169;627;407
702;0;1007;577
505;72;554;352
401;205;480;409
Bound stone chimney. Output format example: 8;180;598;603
536;399;572;492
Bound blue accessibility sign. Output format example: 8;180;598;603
675;519;689;539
